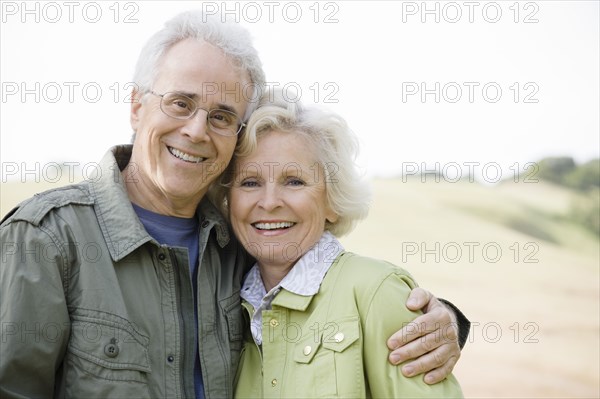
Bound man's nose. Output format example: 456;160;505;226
181;110;210;142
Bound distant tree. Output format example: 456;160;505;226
564;159;600;191
537;157;577;185
535;157;599;192
533;157;599;236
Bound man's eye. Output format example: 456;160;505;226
210;110;236;126
174;100;190;109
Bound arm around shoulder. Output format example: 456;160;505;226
439;298;471;349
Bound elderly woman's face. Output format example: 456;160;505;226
229;130;338;269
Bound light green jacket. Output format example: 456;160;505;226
0;146;248;399
235;252;463;398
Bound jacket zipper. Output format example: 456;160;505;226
169;248;192;398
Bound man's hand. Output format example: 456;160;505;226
387;287;460;384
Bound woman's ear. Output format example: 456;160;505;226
326;207;339;224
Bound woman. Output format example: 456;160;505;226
212;93;463;398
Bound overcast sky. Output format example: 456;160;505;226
1;0;598;182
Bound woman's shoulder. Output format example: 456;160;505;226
316;251;421;330
326;251;419;297
336;251;415;279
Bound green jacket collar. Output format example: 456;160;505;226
270;289;314;311
90;145;230;262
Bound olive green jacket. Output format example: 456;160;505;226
235;252;463;398
0;146;247;399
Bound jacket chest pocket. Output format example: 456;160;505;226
65;312;152;397
293;317;362;398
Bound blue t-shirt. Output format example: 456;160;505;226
132;203;204;399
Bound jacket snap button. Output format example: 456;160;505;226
303;346;312;356
158;253;166;261
271;379;277;387
167;355;174;363
201;220;210;228
104;338;119;358
334;332;345;343
269;319;279;327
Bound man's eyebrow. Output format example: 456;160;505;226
175;91;198;99
213;102;238;115
172;90;241;116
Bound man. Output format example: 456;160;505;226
0;10;468;398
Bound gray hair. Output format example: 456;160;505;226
132;10;266;122
210;91;371;237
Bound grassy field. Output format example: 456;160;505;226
1;177;599;397
341;178;599;398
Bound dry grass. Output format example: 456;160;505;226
341;178;599;398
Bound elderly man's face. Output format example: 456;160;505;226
129;38;249;214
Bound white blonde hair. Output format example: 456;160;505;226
211;90;371;237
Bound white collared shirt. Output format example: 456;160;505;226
240;231;344;345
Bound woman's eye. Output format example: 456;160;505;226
287;178;305;186
240;180;259;188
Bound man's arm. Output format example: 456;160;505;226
387;287;470;384
0;219;70;398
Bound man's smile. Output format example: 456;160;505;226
167;146;206;163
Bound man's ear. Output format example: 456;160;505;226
130;89;143;132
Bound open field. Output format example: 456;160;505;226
1;177;599;397
341;178;599;398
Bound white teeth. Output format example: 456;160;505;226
168;147;204;163
254;222;295;230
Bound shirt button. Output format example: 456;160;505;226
167;355;174;363
334;332;345;343
303;346;312;356
158;253;166;261
271;379;277;387
104;338;119;358
269;319;279;327
201;220;210;228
